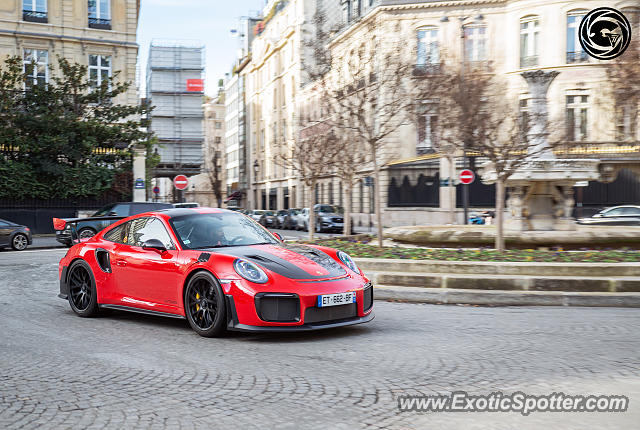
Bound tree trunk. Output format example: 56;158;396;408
308;180;317;241
495;178;505;252
371;148;384;248
344;183;353;237
448;155;456;224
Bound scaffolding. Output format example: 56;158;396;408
147;40;205;177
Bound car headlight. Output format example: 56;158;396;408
233;259;269;283
337;251;360;274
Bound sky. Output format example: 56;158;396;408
137;0;266;96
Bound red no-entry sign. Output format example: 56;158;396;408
459;169;475;185
173;175;189;190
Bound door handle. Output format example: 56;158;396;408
116;260;127;267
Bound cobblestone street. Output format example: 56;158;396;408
1;249;639;429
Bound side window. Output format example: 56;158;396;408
111;204;130;217
0;221;8;226
127;217;174;249
130;203;154;215
622;207;640;215
605;208;624;216
103;221;129;243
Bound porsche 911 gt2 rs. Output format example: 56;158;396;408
56;208;374;337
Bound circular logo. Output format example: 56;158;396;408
579;7;631;60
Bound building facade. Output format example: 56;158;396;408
304;0;640;226
0;0;140;108
184;96;226;206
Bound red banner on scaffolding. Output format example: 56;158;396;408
186;79;204;92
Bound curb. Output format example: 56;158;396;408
373;285;640;307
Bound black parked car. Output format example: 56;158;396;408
258;210;278;228
55;202;173;246
0;218;32;251
577;205;640;226
283;208;301;230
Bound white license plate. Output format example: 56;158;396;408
317;292;356;307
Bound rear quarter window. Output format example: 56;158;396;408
103;222;129;244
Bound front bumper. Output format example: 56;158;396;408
223;278;374;332
319;220;344;231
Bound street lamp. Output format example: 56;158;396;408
253;160;259;209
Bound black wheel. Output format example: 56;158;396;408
11;233;28;251
184;271;226;337
67;260;99;317
78;228;96;240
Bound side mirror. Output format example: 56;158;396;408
143;238;167;254
107;211;118;216
272;232;283;242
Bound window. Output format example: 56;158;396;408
23;0;47;22
88;0;111;29
104;222;129;243
566;93;589;141
328;181;334;204
616;103;637;141
417;100;438;154
567;11;588;63
127;217;174;249
23;49;48;88
464;26;486;62
215;121;222;129
520;17;539;67
417;27;439;67
215;136;222;144
88;55;111;89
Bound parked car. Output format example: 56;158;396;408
283;208;302;230
247;210;268;223
0;218;32;251
55;202;173;246
259;211;278;228
172;202;200;208
314;204;345;233
297;208;310;231
275;210;290;229
577;205;640;226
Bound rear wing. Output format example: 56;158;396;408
52;216;126;245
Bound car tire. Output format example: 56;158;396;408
11;233;28;251
78;228;97;240
184;271;226;337
67;260;100;317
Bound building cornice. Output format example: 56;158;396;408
329;0;505;47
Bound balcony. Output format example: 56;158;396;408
413;63;442;76
23;10;47;23
88;17;111;30
520;56;538;68
566;51;589;64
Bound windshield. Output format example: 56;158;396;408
315;205;343;214
169;212;278;249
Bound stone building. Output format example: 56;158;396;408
0;0;140;108
305;0;640;226
184;96;226;207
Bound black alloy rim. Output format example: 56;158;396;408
69;266;92;311
187;278;218;330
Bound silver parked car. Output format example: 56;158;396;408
577;205;640;226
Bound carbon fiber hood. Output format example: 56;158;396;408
210;244;347;280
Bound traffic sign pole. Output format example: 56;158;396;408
459;168;475;224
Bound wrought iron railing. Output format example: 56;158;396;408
566;51;589;64
88;17;111;30
519;55;538;68
23;10;47;23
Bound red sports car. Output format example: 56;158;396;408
57;208;374;337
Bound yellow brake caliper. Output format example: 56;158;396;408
196;293;200;311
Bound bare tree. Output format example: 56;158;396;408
207;150;223;207
275;110;342;240
437;66;552;251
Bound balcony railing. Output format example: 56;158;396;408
413;63;442;76
520;55;538;68
88;17;111;30
23;10;47;23
566;51;589;64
